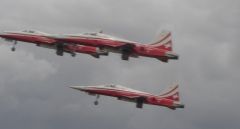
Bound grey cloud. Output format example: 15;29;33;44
0;0;240;129
0;45;56;82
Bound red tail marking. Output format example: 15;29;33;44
150;31;173;51
159;85;180;101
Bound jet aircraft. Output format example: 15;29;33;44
69;84;184;110
50;30;178;62
0;30;108;58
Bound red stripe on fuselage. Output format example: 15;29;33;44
84;87;158;98
61;36;127;47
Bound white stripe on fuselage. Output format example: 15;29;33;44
65;33;139;44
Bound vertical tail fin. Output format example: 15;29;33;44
158;84;180;102
150;31;172;51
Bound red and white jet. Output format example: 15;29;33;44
69;84;184;110
50;30;179;62
0;30;108;58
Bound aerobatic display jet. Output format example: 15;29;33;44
50;30;178;62
69;84;184;110
0;30;108;58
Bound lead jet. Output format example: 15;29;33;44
0;30;108;58
50;30;179;62
69;84;184;110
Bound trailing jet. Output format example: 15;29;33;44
0;30;108;58
50;30;179;62
69;84;184;110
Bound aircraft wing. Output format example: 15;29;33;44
118;95;147;108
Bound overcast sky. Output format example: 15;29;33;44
0;0;240;129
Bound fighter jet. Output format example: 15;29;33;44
50;30;178;62
69;84;184;110
0;30;108;58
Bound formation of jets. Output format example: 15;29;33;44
0;29;184;110
0;29;178;62
70;84;184;110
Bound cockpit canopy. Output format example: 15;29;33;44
22;30;48;35
104;84;130;90
23;30;36;33
83;32;98;36
83;32;114;38
105;84;116;88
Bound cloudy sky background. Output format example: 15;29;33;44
0;0;239;129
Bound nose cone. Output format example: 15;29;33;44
0;32;7;37
0;31;16;38
69;86;86;91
